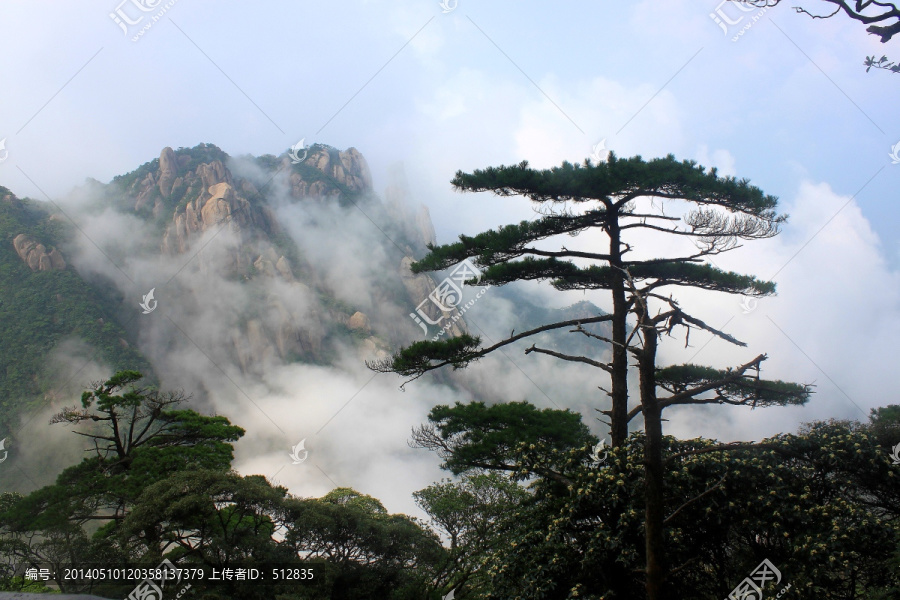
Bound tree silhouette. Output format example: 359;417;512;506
370;154;811;599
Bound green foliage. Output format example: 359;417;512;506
110;158;160;197
422;401;594;476
0;575;59;593
450;154;783;220
282;487;443;599
381;153;787;394
373;334;483;377
869;403;900;449
469;257;776;296
414;473;529;598
412;212;612;273
122;470;286;562
0;373;442;599
419;405;900;599
865;54;900;73
175;143;230;173
1;372;245;541
0;191;152;438
254;153;281;171
655;363;811;407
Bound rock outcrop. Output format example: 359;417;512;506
12;234;66;271
158;146;178;197
300;146;372;194
275;256;294;281
230;289;323;372
125;145;373;257
416;204;437;248
383;163;437;251
347;311;371;332
285;147;371;198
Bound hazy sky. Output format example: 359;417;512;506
1;1;899;515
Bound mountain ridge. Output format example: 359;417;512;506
0;142;610;451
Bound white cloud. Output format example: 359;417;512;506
696;144;737;176
661;179;900;441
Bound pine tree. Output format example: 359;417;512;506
369;153;811;599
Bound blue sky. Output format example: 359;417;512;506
1;0;899;513
1;1;896;254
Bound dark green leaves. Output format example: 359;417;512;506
419;401;594;476
368;334;482;377
656;363;811;407
451;154;781;219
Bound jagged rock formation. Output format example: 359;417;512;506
289;146;372;197
384;163;439;252
12;234;66;271
160;165;277;258
229;284;325;373
157;145;178;197
384;163;469;338
416;204;437;248
110;145;463;370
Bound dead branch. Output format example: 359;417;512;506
525;345;614;373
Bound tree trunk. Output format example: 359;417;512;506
608;219;629;447
638;308;667;600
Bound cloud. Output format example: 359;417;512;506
2;0;898;521
660;179;900;441
696;144;737;176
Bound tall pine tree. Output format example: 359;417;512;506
370;153;810;599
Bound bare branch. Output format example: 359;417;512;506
736;0;900;42
525;345;614;373
652;309;747;347
369;314;615;382
619;212;683;222
663;473;727;525
570;325;642;355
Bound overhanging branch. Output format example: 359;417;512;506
524;345;614;373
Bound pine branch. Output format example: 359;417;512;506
659;354;767;405
368;315;614;379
